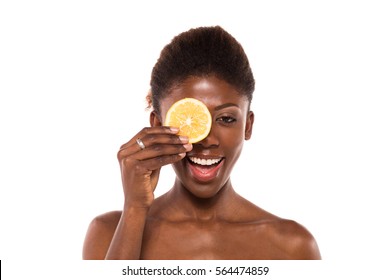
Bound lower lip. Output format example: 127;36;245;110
187;158;225;183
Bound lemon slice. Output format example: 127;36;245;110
164;98;212;143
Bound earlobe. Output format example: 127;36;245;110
245;111;254;140
150;111;162;127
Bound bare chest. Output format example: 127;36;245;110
140;220;282;260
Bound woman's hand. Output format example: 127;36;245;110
117;126;192;209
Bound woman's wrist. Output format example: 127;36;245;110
122;204;151;215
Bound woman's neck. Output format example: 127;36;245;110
165;177;240;222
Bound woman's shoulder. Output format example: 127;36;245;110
86;210;122;234
83;211;122;259
262;218;321;259
90;210;122;225
245;215;321;260
232;197;321;259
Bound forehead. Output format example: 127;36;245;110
160;76;248;116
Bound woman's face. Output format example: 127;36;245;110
158;76;254;198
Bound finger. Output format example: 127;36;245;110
132;143;192;161
139;152;187;171
120;126;180;150
117;134;189;159
143;132;188;145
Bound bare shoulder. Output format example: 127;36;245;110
82;211;122;260
262;218;322;260
232;196;321;259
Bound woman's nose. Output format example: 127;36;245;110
196;125;219;148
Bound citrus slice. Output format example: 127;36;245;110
164;98;212;143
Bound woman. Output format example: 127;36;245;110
83;26;321;260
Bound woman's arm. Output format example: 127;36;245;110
82;209;150;260
105;207;149;259
83;125;192;259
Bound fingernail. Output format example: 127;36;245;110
183;143;193;151
170;127;180;133
179;136;189;143
178;153;186;157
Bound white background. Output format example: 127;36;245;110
1;0;389;278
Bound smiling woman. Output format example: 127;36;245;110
82;26;321;260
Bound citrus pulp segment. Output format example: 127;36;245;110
164;98;212;143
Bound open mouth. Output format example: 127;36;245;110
186;156;225;182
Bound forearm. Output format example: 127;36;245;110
105;206;149;260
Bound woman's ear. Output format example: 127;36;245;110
150;111;162;127
245;111;254;140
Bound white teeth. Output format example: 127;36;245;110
188;157;222;166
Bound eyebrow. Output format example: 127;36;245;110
214;103;240;111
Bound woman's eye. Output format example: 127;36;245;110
217;116;236;124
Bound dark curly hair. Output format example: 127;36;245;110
149;26;255;116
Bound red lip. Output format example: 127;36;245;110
186;157;225;183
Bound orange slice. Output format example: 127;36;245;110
164;98;212;143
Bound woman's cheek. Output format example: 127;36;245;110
220;125;245;146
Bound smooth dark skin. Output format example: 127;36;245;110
83;76;321;260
